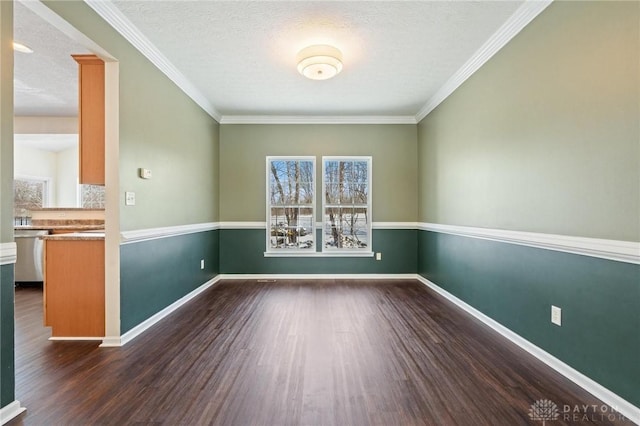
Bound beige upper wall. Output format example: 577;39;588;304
418;1;639;242
220;124;417;222
43;1;219;231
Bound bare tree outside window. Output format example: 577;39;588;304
14;178;47;216
323;157;371;250
267;157;315;250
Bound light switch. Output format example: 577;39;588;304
125;191;136;206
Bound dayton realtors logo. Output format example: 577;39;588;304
529;399;559;425
529;399;628;423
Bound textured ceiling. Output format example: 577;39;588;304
13;1;89;117
110;0;525;117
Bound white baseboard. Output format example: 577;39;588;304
218;273;417;280
0;400;26;425
117;275;222;346
99;336;122;347
415;275;640;425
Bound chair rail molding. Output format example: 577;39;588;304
419;222;640;264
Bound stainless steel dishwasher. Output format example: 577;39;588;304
15;230;49;282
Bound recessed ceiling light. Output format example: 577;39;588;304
296;45;343;81
13;41;33;54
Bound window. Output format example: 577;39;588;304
81;184;106;209
322;157;372;252
266;157;315;252
14;177;49;216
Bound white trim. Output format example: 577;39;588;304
415;0;553;122
373;222;419;230
117;276;221;346
84;0;221;121
48;336;103;341
419;222;640;265
120;222;219;244
219;273;416;280
220;222;266;229
0;401;26;425
263;251;374;258
220;115;417;125
0;243;16;265
99;336;122;348
220;221;417;230
415;275;640;425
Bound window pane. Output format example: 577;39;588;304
324;161;340;185
324;212;342;248
14;179;45;215
267;157;315;251
322;157;371;251
325;184;340;204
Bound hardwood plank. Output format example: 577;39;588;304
10;280;633;425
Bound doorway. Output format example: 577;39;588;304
10;0;120;419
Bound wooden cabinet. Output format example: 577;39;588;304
72;54;105;185
43;238;105;338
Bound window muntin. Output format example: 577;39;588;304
322;157;371;251
267;157;315;251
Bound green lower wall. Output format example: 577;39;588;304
220;228;416;274
418;230;640;406
120;230;219;334
0;264;15;407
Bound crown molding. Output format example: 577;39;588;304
84;0;221;122
85;0;550;125
19;0;117;61
220;115;417;125
415;0;553;123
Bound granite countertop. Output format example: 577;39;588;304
41;231;105;241
15;225;105;231
30;208;105;211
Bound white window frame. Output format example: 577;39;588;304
322;156;373;256
265;156;316;255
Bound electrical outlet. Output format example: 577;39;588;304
551;305;562;326
200;259;205;270
376;253;382;261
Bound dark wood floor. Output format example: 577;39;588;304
9;280;631;425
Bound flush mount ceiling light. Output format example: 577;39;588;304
296;45;343;81
13;41;33;54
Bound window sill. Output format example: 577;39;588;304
264;251;374;258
